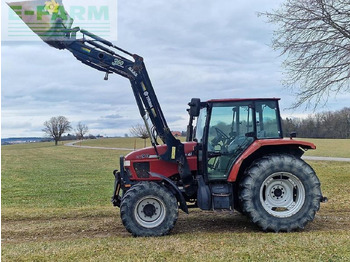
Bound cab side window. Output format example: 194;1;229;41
255;101;281;139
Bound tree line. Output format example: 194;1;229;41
282;107;350;139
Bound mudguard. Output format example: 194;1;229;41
149;172;189;214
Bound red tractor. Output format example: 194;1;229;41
114;97;326;236
11;1;326;237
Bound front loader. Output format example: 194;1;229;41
9;0;327;237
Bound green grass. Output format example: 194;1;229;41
2;139;350;261
3;230;350;261
1;142;119;209
299;138;350;158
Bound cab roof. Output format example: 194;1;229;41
206;98;280;103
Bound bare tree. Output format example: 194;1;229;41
130;124;149;147
76;122;89;140
261;0;350;108
43;116;72;145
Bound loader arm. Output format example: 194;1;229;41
53;28;195;195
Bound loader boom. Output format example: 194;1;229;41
56;27;195;195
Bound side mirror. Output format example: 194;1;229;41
290;132;297;139
188;98;201;117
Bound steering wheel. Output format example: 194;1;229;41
215;127;229;140
211;127;230;150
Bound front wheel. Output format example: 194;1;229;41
120;182;178;237
239;154;322;232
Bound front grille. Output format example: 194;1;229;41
133;162;150;178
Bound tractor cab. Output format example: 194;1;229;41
188;98;282;182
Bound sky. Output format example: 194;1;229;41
2;0;350;138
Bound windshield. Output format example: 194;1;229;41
194;108;207;143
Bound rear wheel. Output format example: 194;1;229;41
120;182;178;237
239;154;322;232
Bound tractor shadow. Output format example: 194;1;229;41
172;209;259;235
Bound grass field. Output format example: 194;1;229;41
299;138;350;158
2;139;350;261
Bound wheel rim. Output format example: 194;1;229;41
260;172;305;218
134;195;166;228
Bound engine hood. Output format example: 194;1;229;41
125;141;197;161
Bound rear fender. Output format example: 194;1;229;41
227;139;316;182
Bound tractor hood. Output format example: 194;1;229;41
125;142;197;161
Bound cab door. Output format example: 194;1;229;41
206;101;255;181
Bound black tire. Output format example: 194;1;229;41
120;182;178;237
239;154;322;232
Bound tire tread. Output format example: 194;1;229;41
239;153;322;232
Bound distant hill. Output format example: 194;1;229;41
1;137;51;145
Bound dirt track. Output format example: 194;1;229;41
2;208;349;244
65;141;133;151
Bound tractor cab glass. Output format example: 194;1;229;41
194;108;207;143
207;101;255;180
255;100;282;139
194;99;282;181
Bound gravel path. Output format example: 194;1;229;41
65;141;133;151
302;156;350;162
